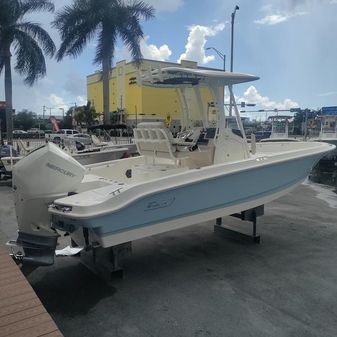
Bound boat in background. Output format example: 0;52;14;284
2;136;133;170
8;67;335;267
62;137;131;165
317;113;337;144
260;115;299;142
315;114;337;159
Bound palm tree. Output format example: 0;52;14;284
77;101;99;126
0;0;56;144
53;0;155;125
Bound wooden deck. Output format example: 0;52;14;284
0;245;63;337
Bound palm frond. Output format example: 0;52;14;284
53;1;99;61
20;0;54;16
17;22;56;57
118;25;142;64
13;29;47;85
116;1;154;64
53;0;155;124
127;0;155;21
116;8;144;65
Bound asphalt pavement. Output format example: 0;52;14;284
0;182;337;337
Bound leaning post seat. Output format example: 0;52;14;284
133;122;190;162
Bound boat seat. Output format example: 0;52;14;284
133;122;191;162
91;135;108;147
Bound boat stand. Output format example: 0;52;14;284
214;205;264;243
80;242;132;281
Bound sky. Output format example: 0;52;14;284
1;0;337;121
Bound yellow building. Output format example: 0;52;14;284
87;59;221;132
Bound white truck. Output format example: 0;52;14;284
45;129;79;144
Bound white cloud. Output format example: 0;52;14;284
254;2;310;26
47;94;86;111
254;14;289;25
76;96;87;106
140;36;172;61
254;11;307;25
115;36;172;62
178;23;225;64
48;94;67;109
318;91;337;97
39;94;86;115
144;0;183;12
241;86;299;110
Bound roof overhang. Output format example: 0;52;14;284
140;67;259;88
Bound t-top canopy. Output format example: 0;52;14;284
140;67;259;88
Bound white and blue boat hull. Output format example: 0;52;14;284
51;149;325;248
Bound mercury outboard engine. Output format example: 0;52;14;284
9;143;85;266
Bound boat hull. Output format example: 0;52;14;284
51;150;324;248
317;139;337;160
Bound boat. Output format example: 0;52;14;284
317;113;337;142
260;115;298;142
62;138;131;165
8;67;335;267
314;114;337;160
3;138;132;169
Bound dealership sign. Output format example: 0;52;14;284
321;106;337;115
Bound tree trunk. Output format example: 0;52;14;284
4;49;13;145
102;56;111;125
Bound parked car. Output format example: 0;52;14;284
45;129;79;143
27;128;44;135
13;130;27;135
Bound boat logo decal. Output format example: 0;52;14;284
145;197;175;211
46;162;76;177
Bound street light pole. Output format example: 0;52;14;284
230;5;239;72
229;5;239;117
206;47;226;71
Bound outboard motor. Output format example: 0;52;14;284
9;143;85;266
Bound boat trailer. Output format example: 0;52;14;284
76;205;264;282
215;205;264;244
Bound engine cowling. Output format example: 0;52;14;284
11;142;86;266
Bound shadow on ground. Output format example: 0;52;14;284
29;259;116;316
